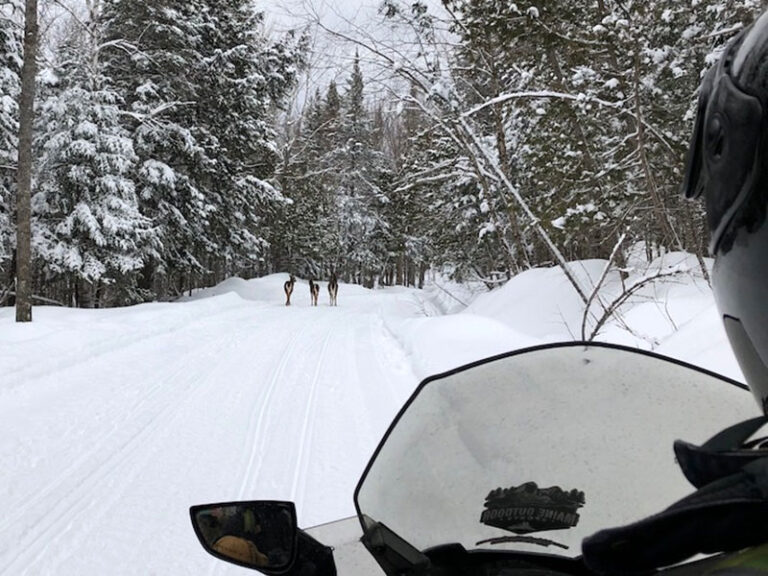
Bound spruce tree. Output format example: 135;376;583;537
271;90;338;278
100;0;214;296
34;21;148;307
0;1;21;273
331;54;390;285
190;0;303;278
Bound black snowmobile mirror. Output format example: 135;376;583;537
190;500;298;573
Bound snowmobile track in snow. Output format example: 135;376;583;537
0;289;423;575
0;328;242;575
235;324;307;500
290;329;333;504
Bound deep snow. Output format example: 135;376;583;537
0;260;755;575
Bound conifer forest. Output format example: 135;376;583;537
0;0;764;309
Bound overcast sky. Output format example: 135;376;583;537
260;0;422;109
262;0;388;34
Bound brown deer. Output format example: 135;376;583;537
309;278;319;306
328;271;339;306
284;274;296;306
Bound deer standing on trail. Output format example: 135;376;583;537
328;272;339;306
309;279;319;306
284;274;296;306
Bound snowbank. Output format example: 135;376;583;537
387;314;539;379
463;260;608;340
458;253;743;382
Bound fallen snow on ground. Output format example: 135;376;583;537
0;263;752;575
463;253;742;381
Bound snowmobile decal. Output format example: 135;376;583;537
480;482;585;534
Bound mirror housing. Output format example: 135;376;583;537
191;500;337;576
191;501;297;573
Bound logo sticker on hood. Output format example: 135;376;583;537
481;482;585;534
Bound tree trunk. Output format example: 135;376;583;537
15;0;38;322
5;249;16;306
76;277;95;308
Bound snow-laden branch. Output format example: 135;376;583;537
118;101;196;124
701;23;743;39
461;91;676;155
96;38;140;56
461;90;616;118
392;171;469;194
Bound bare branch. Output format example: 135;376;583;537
700;23;743;40
431;280;468;307
587;265;691;341
5;290;65;306
461;91;676;155
580;232;626;340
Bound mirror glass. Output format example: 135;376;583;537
191;501;296;572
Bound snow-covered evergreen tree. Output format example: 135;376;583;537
34;19;148;307
270;89;340;278
190;0;303;276
99;0;305;293
325;54;391;285
100;0;216;296
0;1;21;272
414;0;764;274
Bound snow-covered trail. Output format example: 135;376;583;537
0;287;420;575
0;263;753;576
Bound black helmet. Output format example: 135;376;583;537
683;10;768;412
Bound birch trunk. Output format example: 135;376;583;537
15;0;38;323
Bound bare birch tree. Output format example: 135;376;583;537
15;0;37;322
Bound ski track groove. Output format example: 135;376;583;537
3;295;425;575
290;328;333;505
235;324;306;501
0;328;233;539
206;323;309;576
0;330;241;576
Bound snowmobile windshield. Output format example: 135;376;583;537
354;342;757;559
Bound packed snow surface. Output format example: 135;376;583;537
0;263;755;575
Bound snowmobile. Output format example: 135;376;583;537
190;341;768;575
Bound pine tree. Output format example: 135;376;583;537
100;0;215;296
0;1;21;287
100;0;305;293
439;0;764;269
330;54;391;286
270;90;339;278
190;0;303;279
34;17;148;307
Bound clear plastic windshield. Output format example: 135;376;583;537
354;344;758;557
